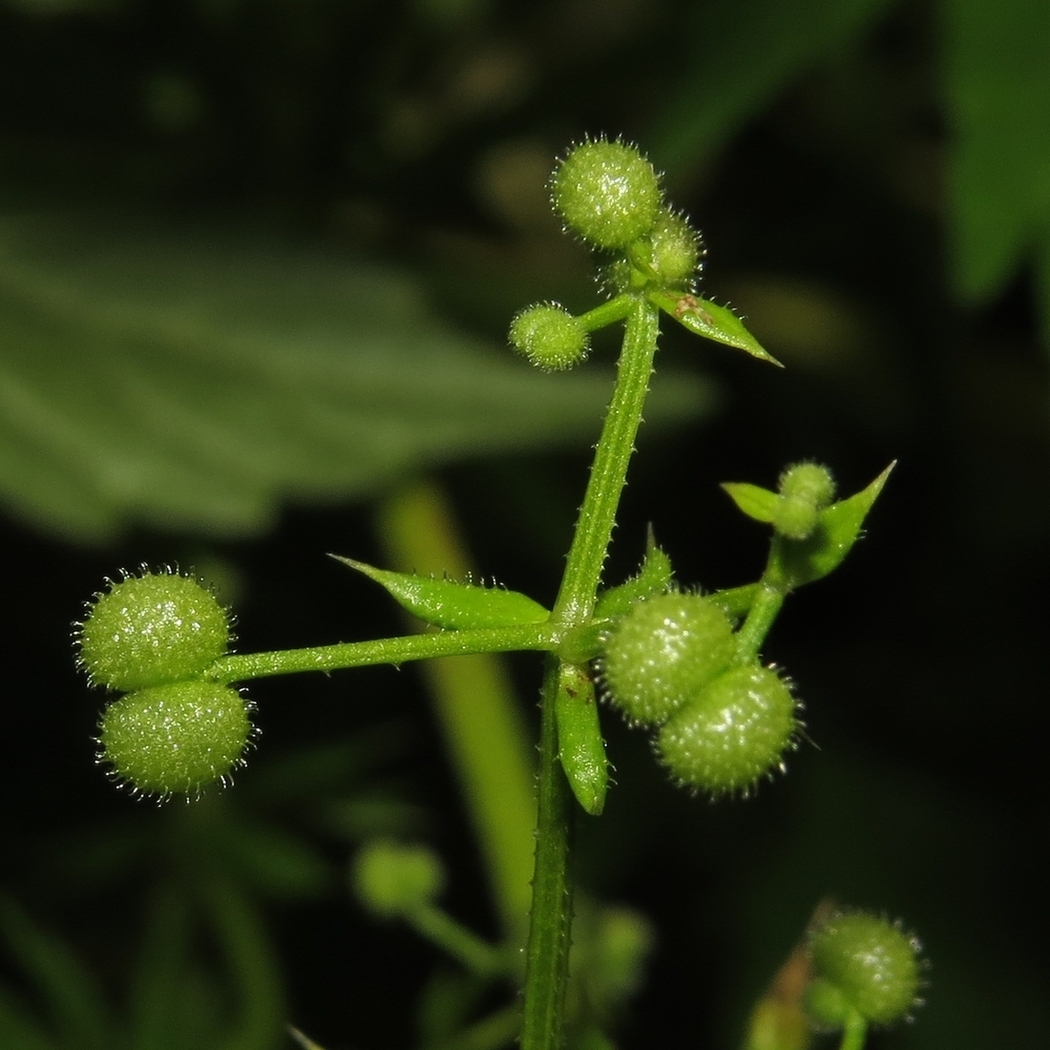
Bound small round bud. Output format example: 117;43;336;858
98;681;253;797
78;570;232;692
806;911;923;1028
509;303;589;370
643;208;703;288
551;139;662;249
352;840;445;918
775;462;836;541
654;664;797;795
601;594;736;726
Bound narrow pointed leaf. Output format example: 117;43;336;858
649;291;782;365
722;482;780;524
332;555;550;630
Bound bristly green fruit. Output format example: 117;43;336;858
550;138;662;250
77;569;232;692
509;303;590;371
654;664;797;796
638;207;703;289
775;462;836;541
805;911;923;1028
600;593;736;726
98;680;253;797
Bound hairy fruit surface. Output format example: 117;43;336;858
98;680;252;796
78;570;231;691
509;303;589;371
654;664;797;795
601;593;736;726
551;139;661;250
806;911;923;1028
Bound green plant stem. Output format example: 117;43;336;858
554;298;661;624
408;903;507;978
206;623;559;685
520;656;576;1050
732;580;785;663
522;297;661;1050
838;1012;868;1050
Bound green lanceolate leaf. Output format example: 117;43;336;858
770;462;895;590
554;663;608;816
722;482;780;524
649;290;782;365
332;555;550;630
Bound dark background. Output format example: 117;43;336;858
2;1;1048;1048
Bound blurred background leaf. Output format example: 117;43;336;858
0;216;708;541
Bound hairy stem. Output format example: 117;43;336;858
554;299;661;624
521;297;661;1050
520;656;575;1050
206;623;558;684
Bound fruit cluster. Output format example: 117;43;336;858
76;569;251;797
599;592;798;796
509;138;703;371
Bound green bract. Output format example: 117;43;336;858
550;139;661;250
654;664;797;795
78;570;232;691
98;680;253;796
509;303;590;371
805;911;923;1028
601;593;736;726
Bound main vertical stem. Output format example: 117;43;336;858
521;299;660;1050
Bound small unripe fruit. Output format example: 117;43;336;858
805;911;923;1028
551;139;662;249
601;594;736;726
98;680;253;797
509;303;589;370
78;570;232;692
654;664;797;795
775;462;836;541
643;208;703;288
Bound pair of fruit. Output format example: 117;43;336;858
600;591;797;795
76;570;251;797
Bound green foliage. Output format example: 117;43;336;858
0;217;709;542
12;0;1044;1047
332;555;551;629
